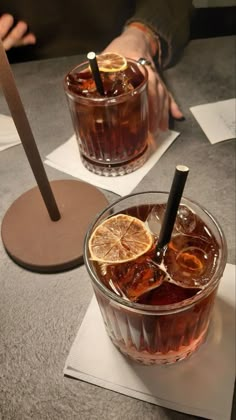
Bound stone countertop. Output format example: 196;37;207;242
0;36;235;420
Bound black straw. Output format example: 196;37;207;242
157;165;189;251
87;51;105;96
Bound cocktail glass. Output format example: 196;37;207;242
64;58;149;176
84;192;227;365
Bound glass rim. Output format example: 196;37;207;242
83;191;228;314
64;57;148;105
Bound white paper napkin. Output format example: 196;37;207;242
0;114;21;151
45;130;179;196
64;263;236;420
190;98;236;144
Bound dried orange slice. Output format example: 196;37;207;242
96;52;127;72
89;214;153;264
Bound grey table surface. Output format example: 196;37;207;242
0;36;235;420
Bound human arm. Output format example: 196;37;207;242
104;0;193;133
0;13;36;50
126;0;194;68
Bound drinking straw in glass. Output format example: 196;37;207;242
157;165;189;254
87;51;104;96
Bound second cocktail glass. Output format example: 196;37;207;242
64;55;149;176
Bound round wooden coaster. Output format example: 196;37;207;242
1;180;108;273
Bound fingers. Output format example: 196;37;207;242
146;69;160;133
157;81;169;131
146;67;169;133
20;32;36;46
0;14;36;50
0;14;14;39
3;21;28;50
147;67;183;133
169;94;184;120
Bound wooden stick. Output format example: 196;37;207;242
0;39;60;221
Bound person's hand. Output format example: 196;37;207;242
103;26;183;133
0;13;36;50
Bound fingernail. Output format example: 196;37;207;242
175;116;186;121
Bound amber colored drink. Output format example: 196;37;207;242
84;193;227;365
64;59;149;176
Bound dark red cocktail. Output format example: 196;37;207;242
64;56;149;176
84;192;227;364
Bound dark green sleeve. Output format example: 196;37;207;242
126;0;194;68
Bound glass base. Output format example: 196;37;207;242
109;329;208;365
81;146;149;177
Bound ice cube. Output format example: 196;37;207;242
103;71;133;96
164;234;217;288
138;281;201;305
67;71;97;96
103;253;166;301
175;205;197;234
146;205;166;236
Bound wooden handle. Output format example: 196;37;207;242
0;39;60;221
